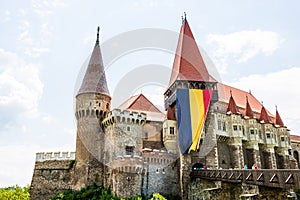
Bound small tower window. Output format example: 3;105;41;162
281;137;285;141
217;120;222;130
106;103;109;109
145;132;148;139
222;122;226;131
170;127;174;135
99;103;101;107
233;125;238;131
250;129;255;134
127;126;130;131
266;133;271;138
125;146;134;155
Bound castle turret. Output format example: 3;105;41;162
163;14;217;199
226;92;244;169
74;27;111;188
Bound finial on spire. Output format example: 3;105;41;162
249;89;251;94
181;12;187;24
261;101;264;106
95;26;100;46
275;105;278;111
230;89;232;97
246;95;248;102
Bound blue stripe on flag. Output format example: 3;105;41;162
176;89;192;154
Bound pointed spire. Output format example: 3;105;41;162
95;26;100;46
245;96;254;118
166;106;176;120
275;105;284;126
226;92;240;114
77;27;110;96
168;16;210;87
259;105;272;123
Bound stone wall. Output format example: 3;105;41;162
30;160;74;200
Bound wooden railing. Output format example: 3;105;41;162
191;169;300;189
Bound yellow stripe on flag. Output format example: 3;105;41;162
189;89;205;151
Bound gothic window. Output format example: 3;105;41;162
125;146;134;155
259;130;262;139
145;132;148;139
217;120;222;130
250;129;255;134
170;127;175;135
233;125;238;131
99;103;101;107
89;102;92;106
222;122;226;131
281;137;285;141
127;126;130;131
266;133;271;138
239;125;242;131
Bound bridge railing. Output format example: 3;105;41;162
191;169;300;189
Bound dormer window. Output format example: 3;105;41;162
170;127;175;135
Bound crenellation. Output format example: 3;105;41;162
35;152;75;162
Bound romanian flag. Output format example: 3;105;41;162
176;89;212;154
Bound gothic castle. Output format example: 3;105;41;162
30;17;300;200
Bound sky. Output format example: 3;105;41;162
0;0;300;187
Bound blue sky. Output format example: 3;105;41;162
0;0;300;186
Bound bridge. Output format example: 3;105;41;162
191;169;300;189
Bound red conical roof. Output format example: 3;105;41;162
168;19;210;86
275;106;284;126
259;106;272;123
166;106;176;120
118;94;162;113
77;27;110;96
226;92;240;114
245;96;254;118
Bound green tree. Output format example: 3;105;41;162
0;185;30;200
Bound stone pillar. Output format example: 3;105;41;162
229;138;244;169
179;154;191;200
265;146;277;169
245;142;261;168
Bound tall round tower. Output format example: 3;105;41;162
74;27;111;188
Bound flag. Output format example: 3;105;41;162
176;89;212;154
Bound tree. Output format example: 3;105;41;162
0;185;30;200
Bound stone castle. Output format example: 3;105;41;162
30;17;300;200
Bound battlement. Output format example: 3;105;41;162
141;148;176;165
102;109;147;128
111;155;145;173
35;152;75;162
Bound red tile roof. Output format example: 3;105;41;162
259;106;272;123
77;27;110;96
217;83;274;119
226;94;240;114
275;107;284;126
168;20;210;86
166;106;176;120
290;135;300;142
118;94;162;113
245;96;254;118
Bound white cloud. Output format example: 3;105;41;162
227;67;300;135
0;10;11;22
206;29;284;73
31;0;68;17
0;49;43;126
18;21;52;57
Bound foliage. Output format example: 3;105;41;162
149;193;167;200
50;184;177;200
69;160;75;169
0;185;30;200
50;183;119;200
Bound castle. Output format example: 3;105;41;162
30;16;300;200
